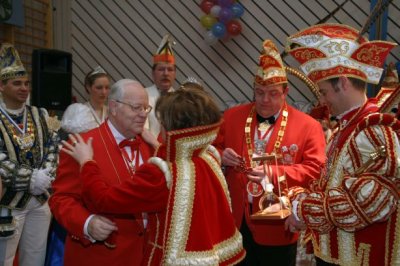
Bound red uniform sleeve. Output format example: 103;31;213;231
298;125;400;233
49;150;93;244
81;161;169;214
274;120;326;188
213;118;226;157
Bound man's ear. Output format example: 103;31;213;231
108;100;117;116
338;76;349;91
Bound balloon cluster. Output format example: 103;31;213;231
200;0;244;45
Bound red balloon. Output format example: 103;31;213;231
200;0;215;14
226;20;242;36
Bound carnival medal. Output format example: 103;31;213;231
17;134;34;150
246;181;264;197
258;121;271;132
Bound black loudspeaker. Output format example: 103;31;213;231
31;49;72;110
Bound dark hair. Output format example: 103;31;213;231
155;84;221;131
327;77;366;92
84;72;110;93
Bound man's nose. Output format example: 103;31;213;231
138;110;148;118
262;94;272;102
21;84;29;90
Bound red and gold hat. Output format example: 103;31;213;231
153;34;175;65
286;24;396;84
254;39;287;86
0;43;27;81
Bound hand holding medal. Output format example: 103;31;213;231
233;156;252;174
222;147;248;170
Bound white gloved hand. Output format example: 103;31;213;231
30;168;53;195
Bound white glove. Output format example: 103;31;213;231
30;168;53;195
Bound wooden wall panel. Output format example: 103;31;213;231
50;0;400;110
0;0;52;74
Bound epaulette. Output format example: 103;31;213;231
378;85;400;114
355;113;400;136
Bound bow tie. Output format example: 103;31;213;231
256;113;276;125
119;138;141;150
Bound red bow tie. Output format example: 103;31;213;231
119;138;141;150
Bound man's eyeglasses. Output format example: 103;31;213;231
115;100;152;114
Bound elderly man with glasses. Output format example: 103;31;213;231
49;79;154;266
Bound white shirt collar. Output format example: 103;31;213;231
0;102;25;115
155;85;174;94
107;120;127;145
336;103;362;120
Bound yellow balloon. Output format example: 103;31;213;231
200;15;217;30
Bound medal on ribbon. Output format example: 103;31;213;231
254;139;266;156
0;106;35;151
246;181;264;197
258;122;271;132
17;134;34;150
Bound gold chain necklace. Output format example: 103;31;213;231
0;108;35;151
244;104;289;168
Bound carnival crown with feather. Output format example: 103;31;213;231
285;23;396;84
255;39;288;86
153;34;175;65
0;43;27;81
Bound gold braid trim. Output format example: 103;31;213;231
147;214;163;266
284;66;320;99
207;145;221;165
148;157;172;189
0;116;16;161
31;107;44;158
